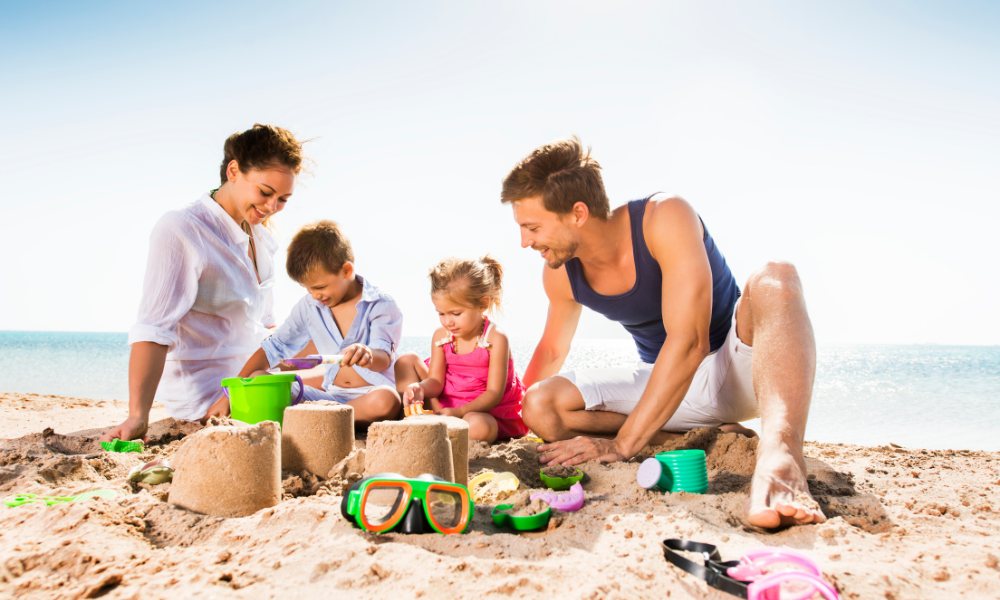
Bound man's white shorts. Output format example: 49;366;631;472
558;305;758;431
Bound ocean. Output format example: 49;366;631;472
1;331;996;451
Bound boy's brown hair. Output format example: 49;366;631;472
500;136;611;219
286;220;354;281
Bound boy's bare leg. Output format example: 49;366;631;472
737;262;825;528
347;386;402;425
393;353;429;394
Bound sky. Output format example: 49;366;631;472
2;0;998;345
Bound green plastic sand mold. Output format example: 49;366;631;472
100;438;145;453
538;467;585;491
3;489;120;508
491;503;552;531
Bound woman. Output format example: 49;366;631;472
101;124;304;442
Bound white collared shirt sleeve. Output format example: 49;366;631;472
366;297;403;358
128;212;204;349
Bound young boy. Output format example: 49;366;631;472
205;220;402;424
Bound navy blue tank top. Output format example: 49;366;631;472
564;198;740;363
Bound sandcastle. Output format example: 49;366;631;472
169;421;281;517
281;402;355;477
405;414;470;486
364;420;455;482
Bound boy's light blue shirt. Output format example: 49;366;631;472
261;275;402;390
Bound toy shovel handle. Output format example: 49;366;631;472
291;375;305;405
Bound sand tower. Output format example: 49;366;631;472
405;414;470;486
364;420;454;482
281;402;355;477
169;421;282;517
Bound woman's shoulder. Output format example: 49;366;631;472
153;196;209;233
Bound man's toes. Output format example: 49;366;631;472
747;508;781;529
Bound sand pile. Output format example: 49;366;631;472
281;402;354;477
406;414;470;485
365;420;454;481
1;393;998;599
169;421;282;518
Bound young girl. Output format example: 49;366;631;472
394;256;529;442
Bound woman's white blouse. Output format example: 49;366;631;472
128;194;276;419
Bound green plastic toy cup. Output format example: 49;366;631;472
636;449;708;494
221;373;304;425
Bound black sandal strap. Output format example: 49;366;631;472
662;539;748;599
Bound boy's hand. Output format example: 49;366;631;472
100;416;148;443
341;344;374;368
203;395;231;420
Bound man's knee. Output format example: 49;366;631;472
521;382;553;423
521;378;573;441
749;261;804;302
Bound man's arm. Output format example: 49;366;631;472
522;265;582;388
613;197;714;458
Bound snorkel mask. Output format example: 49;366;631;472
340;473;474;535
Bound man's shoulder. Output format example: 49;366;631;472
643;194;696;222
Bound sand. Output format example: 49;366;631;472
0;392;997;599
169;421;282;518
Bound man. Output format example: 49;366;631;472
502;137;824;528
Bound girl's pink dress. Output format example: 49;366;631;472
432;318;529;440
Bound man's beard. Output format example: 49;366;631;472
544;240;578;269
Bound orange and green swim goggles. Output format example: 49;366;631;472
340;473;474;535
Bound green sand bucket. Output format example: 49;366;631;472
636;449;709;494
221;373;304;425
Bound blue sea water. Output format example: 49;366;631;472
0;331;996;451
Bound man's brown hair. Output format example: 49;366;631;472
500;136;610;219
286;220;354;282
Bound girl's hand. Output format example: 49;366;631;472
403;382;424;405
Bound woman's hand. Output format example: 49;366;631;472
100;415;148;443
202;395;231;421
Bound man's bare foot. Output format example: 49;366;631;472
719;423;757;438
747;441;825;528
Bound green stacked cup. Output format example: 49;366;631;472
636;449;708;494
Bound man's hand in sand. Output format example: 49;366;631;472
538;436;625;466
202;395;231;421
100;416;148;443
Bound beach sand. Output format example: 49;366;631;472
0;392;997;599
